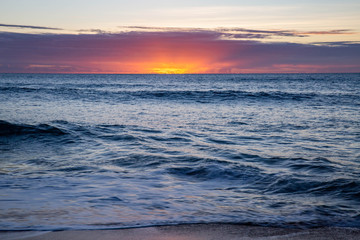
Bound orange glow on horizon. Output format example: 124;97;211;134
112;37;226;74
110;58;233;74
126;55;215;74
147;62;208;74
151;64;191;74
152;67;188;74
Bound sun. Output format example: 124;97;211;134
147;62;195;74
151;67;189;74
140;59;211;74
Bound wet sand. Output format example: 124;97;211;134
1;224;360;240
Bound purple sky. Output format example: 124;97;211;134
0;28;359;73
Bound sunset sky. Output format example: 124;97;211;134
0;0;359;73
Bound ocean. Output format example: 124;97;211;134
0;73;359;230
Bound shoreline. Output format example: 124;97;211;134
1;224;360;240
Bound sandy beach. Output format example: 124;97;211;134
1;224;360;240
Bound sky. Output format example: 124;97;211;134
0;0;359;73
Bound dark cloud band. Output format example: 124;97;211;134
0;23;62;30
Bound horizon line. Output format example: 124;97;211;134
1;72;359;75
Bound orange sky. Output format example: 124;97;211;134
97;34;235;74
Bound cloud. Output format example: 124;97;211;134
216;27;353;36
120;26;354;39
1;23;353;40
77;29;110;34
0;29;359;73
302;30;353;35
312;41;360;47
0;23;62;30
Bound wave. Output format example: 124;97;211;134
132;90;318;102
165;156;360;200
0;120;67;137
1;86;358;105
1;119;359;229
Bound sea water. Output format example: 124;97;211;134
0;73;359;230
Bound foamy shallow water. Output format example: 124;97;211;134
0;73;359;230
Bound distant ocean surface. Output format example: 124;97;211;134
0;73;359;230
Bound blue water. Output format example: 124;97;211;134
0;73;359;230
